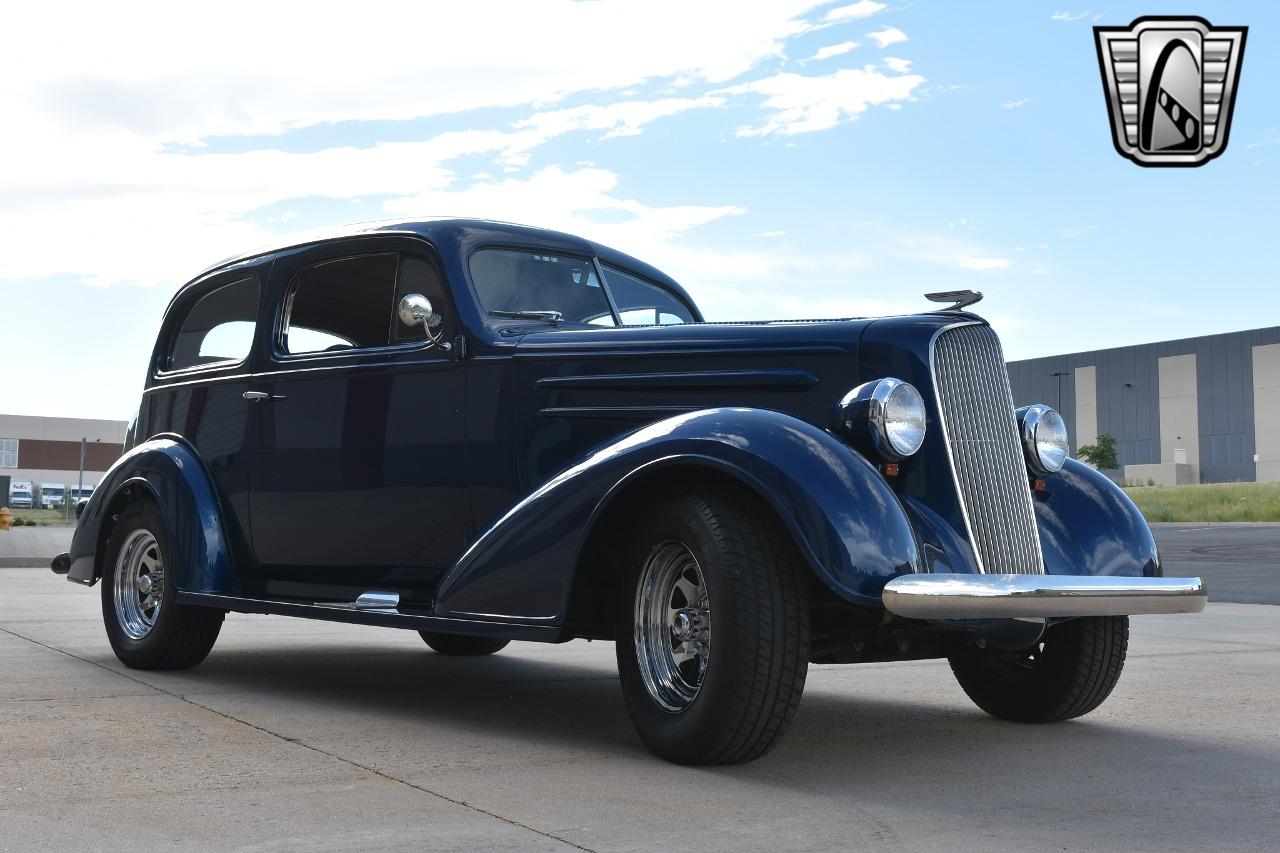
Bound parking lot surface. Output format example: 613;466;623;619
2;562;1278;852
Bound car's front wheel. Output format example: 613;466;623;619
101;501;224;670
948;615;1128;723
616;488;809;765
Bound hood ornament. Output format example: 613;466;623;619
924;290;983;312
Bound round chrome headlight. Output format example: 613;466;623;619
1018;404;1069;474
834;378;927;460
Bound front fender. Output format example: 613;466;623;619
433;408;922;623
1034;458;1161;577
67;435;237;592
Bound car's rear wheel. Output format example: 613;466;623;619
616;487;809;765
949;615;1128;723
101;501;224;670
418;631;509;656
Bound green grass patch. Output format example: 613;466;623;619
1122;481;1280;523
6;507;75;526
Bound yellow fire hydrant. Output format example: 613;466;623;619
0;507;15;531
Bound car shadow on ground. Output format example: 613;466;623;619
117;638;1280;814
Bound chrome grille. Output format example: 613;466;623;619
931;324;1044;574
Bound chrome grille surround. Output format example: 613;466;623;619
930;323;1044;575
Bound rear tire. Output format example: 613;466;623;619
949;616;1128;723
100;501;223;670
418;632;509;656
616;487;809;765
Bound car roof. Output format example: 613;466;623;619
193;218;700;316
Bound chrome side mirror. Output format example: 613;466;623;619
397;293;451;351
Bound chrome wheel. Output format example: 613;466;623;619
113;529;164;640
634;541;710;712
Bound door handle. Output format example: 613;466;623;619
243;391;286;402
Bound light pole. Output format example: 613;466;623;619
1050;370;1069;411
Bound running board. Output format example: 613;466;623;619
172;590;564;643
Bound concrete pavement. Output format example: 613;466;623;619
1152;523;1280;605
2;567;1278;851
0;526;72;568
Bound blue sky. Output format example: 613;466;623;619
2;1;1276;420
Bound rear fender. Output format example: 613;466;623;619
433;408;921;623
67;435;237;592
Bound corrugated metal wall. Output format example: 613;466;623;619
1007;326;1280;483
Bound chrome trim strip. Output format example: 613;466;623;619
536;369;819;390
883;574;1207;619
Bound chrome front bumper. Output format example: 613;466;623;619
882;574;1207;620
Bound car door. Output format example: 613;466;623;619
139;262;267;576
247;236;469;596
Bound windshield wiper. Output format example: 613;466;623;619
489;310;563;324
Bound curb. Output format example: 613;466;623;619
0;558;55;569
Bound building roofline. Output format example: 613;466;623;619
1007;324;1280;365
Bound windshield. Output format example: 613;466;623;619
469;249;615;325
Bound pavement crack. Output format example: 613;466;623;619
0;624;594;853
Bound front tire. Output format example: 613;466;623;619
101;501;224;670
616;488;809;765
419;632;509;656
949;616;1128;723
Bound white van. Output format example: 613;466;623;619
70;484;95;501
8;480;34;509
38;483;66;510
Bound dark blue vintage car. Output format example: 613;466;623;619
54;219;1206;764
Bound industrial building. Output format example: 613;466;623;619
1008;325;1280;484
1;414;128;503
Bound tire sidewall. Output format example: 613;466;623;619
615;492;754;759
101;500;179;657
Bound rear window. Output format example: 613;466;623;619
601;265;694;326
469;249;615;325
168;276;260;370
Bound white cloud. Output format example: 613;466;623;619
4;2;828;145
1001;98;1032;109
756;231;787;238
892;233;1013;271
723;66;926;136
514;96;726;147
0;2;853;289
955;256;1013;271
883;57;912;73
1058;224;1097;237
381;165;744;259
867;27;908;48
809;41;861;61
1050;11;1090;22
824;2;887;22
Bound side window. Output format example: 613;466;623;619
601;266;694;326
168;275;260;371
283;253;399;354
0;438;17;468
393;255;451;343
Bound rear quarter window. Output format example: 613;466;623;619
167;275;260;371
